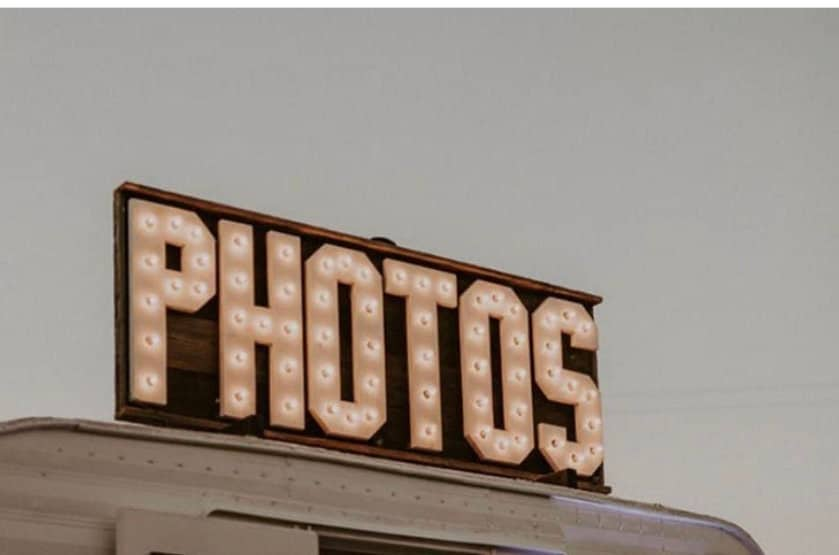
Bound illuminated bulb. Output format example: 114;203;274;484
142;294;159;309
233;389;246;403
281;283;295;297
416;277;429;290
142;254;158;269
339;255;352;269
345;412;357;424
472;324;485;337
544;341;556;352
188;226;202;241
169;216;183;230
142;215;156;230
144;374;158;387
420;350;434;363
233;351;248;364
233;273;248;288
320;366;333;379
565;380;577;393
562;309;576;321
282;321;298;336
509;304;520;317
543;313;556;327
321;258;334;272
417;312;431;326
326;403;339;415
421;387;435;400
514;404;526;417
283;399;297;411
194;254;209;268
586;418;600;431
394;269;406;282
366;376;379;389
514;435;525;445
569;452;580;465
319;328;333;343
364;409;377;422
491;292;502;303
514;369;526;382
496;438;509;451
474;396;487;409
584;389;598;402
365;339;379;353
512;334;524;347
589;444;602;456
358;267;370;281
579;322;592;333
440;281;452;294
279;246;293;260
282;359;297;374
232;234;247;248
169;278;183;292
143;334;160;348
364;300;377;315
479;428;489;439
192;282;208;295
546;368;556;379
550;437;564;449
424;424;436;437
232;310;246;325
472;359;487;373
257;317;271;330
316;290;330;305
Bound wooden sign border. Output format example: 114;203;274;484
114;182;609;493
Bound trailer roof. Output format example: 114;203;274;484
0;417;762;555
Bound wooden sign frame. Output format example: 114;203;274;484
114;182;609;493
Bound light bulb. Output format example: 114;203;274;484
232;310;246;325
142;254;158;269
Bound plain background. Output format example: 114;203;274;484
1;10;837;553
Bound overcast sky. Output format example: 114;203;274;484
1;10;837;553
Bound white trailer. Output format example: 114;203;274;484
0;418;762;555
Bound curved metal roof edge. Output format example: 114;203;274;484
0;417;763;554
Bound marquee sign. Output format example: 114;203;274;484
114;183;609;492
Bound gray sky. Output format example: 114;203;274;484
1;10;837;553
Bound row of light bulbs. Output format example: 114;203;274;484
128;199;604;474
